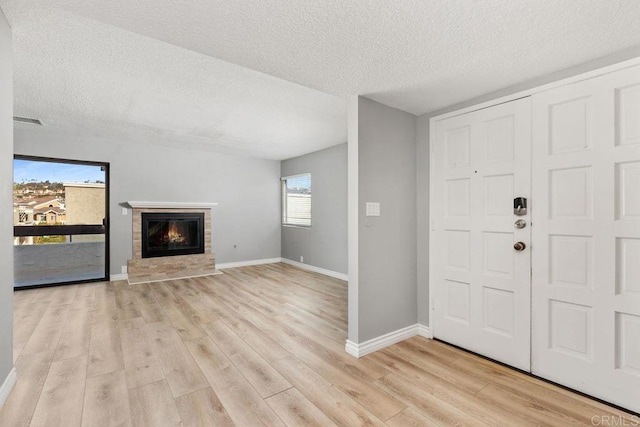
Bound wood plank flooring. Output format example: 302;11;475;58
1;263;636;426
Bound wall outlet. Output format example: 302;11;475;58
366;202;381;217
300;256;304;263
121;265;127;274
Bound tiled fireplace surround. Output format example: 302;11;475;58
126;202;218;285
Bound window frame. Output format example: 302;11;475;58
13;154;111;288
281;173;312;228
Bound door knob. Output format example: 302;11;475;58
514;242;526;251
514;219;527;229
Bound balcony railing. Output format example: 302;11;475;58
13;224;107;287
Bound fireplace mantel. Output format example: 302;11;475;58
127;201;218;209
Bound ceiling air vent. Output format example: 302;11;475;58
13;116;43;126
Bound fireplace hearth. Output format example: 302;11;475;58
141;212;204;258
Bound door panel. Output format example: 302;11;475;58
432;98;531;370
532;65;640;413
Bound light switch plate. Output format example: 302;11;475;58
122;207;128;215
366;202;380;217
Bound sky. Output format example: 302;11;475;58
14;159;106;184
285;174;311;190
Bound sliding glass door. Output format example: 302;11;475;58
13;155;109;288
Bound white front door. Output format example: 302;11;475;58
531;65;640;413
432;98;532;370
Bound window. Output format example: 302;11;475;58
13;155;110;287
282;174;311;227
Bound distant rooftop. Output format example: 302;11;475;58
63;182;106;189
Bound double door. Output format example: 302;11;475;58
431;65;640;413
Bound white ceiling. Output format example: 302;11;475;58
3;1;640;159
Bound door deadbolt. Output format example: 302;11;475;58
514;197;527;216
514;219;527;229
514;242;526;251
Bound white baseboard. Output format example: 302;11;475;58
345;340;359;358
345;323;431;358
417;324;433;338
216;257;282;270
280;258;348;281
0;367;17;410
110;273;128;281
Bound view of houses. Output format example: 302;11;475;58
13;181;105;245
14;181;65;225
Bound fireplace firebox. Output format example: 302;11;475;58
141;212;205;258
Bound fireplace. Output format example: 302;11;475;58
141;212;205;258
127;202;217;285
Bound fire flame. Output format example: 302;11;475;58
166;223;184;243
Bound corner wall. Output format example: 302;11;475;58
352;97;417;342
416;115;429;325
281;143;347;275
13;127;282;276
0;8;14;400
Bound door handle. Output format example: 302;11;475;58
514;242;526;251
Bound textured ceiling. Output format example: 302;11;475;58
3;1;640;158
1;3;348;160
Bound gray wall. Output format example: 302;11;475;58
416;115;429;325
14;127;282;276
0;9;13;391
281;143;347;275
356;97;417;342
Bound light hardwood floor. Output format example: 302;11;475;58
1;263;636;426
